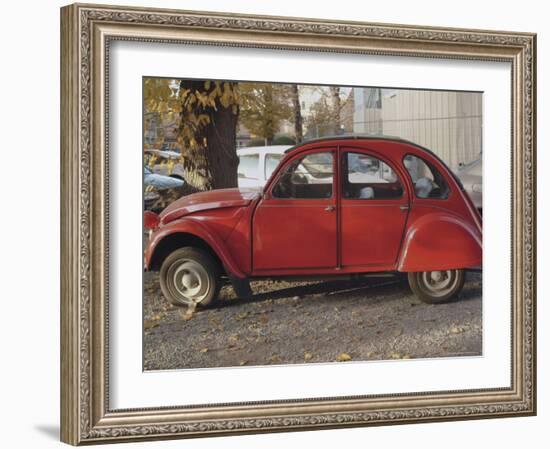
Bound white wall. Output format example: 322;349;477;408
0;1;546;448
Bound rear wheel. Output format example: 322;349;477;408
160;247;221;307
408;269;465;304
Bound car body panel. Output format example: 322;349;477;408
398;207;482;271
144;214;247;278
144;137;482;279
160;188;260;224
253;198;338;270
340;200;409;267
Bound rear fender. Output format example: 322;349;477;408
146;218;246;278
398;212;482;272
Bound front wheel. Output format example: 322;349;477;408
160;247;221;307
408;269;465;304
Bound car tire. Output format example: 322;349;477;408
407;269;465;304
160;247;221;307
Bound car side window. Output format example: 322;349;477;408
403;154;450;199
343;152;403;200
238;154;259;180
272;152;333;199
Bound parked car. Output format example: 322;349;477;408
144;149;186;180
456;157;482;212
237;146;290;188
144;166;185;211
144;136;482;307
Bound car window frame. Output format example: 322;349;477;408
267;148;336;201
341;150;405;201
264;153;284;180
401;153;452;201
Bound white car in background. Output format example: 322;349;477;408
237;145;291;188
456;157;482;212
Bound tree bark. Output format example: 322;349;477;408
179;80;239;191
264;85;275;145
204;104;239;189
291;84;303;143
330;86;341;132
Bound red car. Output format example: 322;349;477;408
144;137;482;307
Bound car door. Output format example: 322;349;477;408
252;149;337;271
340;150;409;268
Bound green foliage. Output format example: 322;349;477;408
246;138;266;147
239;83;292;143
273;134;296;145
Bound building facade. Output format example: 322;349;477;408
353;88;482;170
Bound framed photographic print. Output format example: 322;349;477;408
60;3;537;445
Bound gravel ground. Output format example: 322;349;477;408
143;271;482;370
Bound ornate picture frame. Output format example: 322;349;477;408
60;3;536;445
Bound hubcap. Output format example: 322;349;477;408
168;259;211;304
420;270;459;297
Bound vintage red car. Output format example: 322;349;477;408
144;136;482;307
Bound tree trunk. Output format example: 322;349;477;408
264;85;275;145
179;80;239;191
291;84;303;143
204;105;239;189
330;86;341;133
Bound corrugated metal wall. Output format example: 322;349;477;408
353;89;482;170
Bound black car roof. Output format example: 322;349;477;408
283;134;416;154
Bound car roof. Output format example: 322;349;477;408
283;134;413;154
284;134;453;168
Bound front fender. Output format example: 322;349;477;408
398;212;482;272
145;218;246;278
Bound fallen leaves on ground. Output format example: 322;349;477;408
228;334;240;347
336;353;352;362
235;312;249;321
179;304;197;321
388;351;412;360
304;352;313;361
143;320;159;330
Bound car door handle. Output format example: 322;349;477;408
325;205;336;212
400;205;409;211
